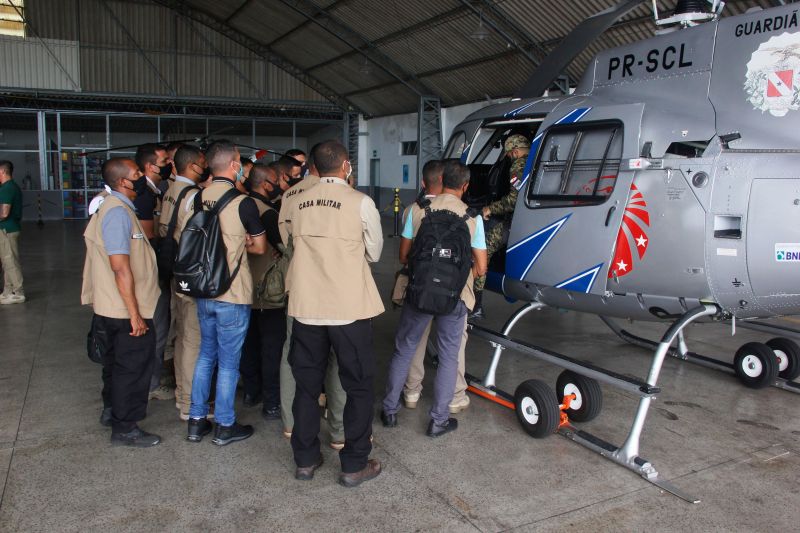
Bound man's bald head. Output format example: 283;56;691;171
249;163;276;189
102;157;138;190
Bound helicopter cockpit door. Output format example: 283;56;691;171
505;103;644;296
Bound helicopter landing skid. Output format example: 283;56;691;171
467;302;718;503
599;316;800;394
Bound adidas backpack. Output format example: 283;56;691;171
406;201;473;315
155;184;198;280
173;188;243;298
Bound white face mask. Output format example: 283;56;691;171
344;160;353;180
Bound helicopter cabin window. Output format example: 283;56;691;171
527;121;623;208
443;131;467;159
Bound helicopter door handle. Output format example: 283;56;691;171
604;206;616;226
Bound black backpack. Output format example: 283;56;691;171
406;202;473;315
155;185;198;280
173;188;243;298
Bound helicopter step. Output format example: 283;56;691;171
599;316;800;394
465;302;718;503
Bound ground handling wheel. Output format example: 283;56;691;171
514;379;559;438
555;370;603;423
766;338;800;381
734;342;779;389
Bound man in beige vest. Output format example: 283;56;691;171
276;145;347;448
382;160;487;438
184;141;267;446
284;140;384;487
397;160;471;414
158;144;205;420
81;157;162;447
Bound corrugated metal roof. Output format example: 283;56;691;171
20;0;792;116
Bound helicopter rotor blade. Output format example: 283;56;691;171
515;0;648;99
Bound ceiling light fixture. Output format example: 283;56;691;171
359;57;373;75
470;10;491;40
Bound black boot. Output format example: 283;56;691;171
469;290;484;320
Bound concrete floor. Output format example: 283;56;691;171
1;221;798;532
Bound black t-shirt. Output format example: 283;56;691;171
209;178;265;237
133;184;159;221
249;192;282;248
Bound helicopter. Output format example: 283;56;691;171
440;0;800;502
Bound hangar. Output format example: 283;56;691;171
0;0;798;531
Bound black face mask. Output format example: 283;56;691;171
266;184;282;201
158;164;172;181
287;176;303;188
200;167;211;182
132;176;149;196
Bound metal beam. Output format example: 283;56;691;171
10;2;80;91
458;0;539;66
305;3;471;72
187;17;266;99
224;0;254;23
266;0;353;47
100;0;177;96
276;0;437;99
343;49;518;98
475;0;550;60
151;0;363;114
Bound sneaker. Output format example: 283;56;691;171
99;407;112;427
186;417;213;442
283;428;292;439
110;427;161;447
338;459;382;488
0;291;25;305
212;422;254;446
449;396;470;414
261;405;281;421
329;440;345;451
148;385;175;401
426;418;458;438
403;392;420;409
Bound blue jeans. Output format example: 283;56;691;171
189;299;251;426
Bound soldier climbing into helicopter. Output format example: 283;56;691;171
471;134;531;319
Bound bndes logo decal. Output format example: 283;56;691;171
745;32;800;117
776;243;800;261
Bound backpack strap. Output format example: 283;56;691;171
193;188;203;213
211;187;242;215
211;187;246;283
165;185;198;239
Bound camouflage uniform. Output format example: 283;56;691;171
474;135;530;292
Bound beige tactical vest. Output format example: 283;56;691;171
285;181;384;321
158;180;196;240
278;174;320;245
81;195;160;319
197;180;253;305
410;193;478;311
248;196;278;310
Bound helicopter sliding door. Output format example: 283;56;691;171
505;103;643;296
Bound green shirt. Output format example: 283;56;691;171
0;179;23;233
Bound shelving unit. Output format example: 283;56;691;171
61;151;104;219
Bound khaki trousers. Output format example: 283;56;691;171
173;291;201;414
0;230;23;293
280;316;346;441
403;319;468;403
